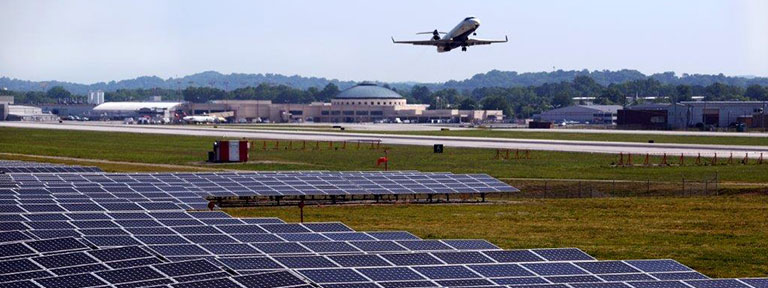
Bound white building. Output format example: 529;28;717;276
535;105;622;124
93;102;184;119
88;90;105;105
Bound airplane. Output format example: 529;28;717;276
392;16;507;52
183;115;224;124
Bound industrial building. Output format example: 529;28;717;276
185;82;503;123
618;101;768;129
0;96;58;121
534;104;621;124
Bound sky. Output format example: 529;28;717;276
1;0;767;84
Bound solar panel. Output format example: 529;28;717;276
233;271;311;287
35;273;108;288
358;267;425;281
298;268;368;283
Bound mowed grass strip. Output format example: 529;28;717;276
226;195;768;278
3;127;768;182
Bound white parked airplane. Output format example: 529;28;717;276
392;16;507;52
183;115;223;124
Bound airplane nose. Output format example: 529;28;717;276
472;19;480;27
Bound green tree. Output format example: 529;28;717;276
745;85;768;101
46;86;72;100
458;98;477;110
481;95;512;117
410;85;431;104
675;85;693;102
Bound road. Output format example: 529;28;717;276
4;122;768;158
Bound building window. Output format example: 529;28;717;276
356;111;369;115
331;111;341;115
343;110;354;115
289;110;303;115
371;111;383;116
377;102;380;105
321;111;329;115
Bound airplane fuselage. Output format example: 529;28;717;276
438;17;481;52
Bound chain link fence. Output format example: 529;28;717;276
500;174;732;198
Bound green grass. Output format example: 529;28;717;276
226;195;768;278
3;127;768;183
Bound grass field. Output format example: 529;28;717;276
3;127;768;183
226;195;768;278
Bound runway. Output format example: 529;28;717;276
4;122;768;158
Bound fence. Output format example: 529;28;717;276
501;174;732;198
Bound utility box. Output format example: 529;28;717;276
211;140;249;163
433;144;444;154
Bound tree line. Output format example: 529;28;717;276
4;76;767;119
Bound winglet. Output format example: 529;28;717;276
505;35;508;42
391;37;395;43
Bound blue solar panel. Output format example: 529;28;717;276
50;263;109;276
217;257;283;270
154;259;222;277
546;275;602;283
651;272;709;280
172;277;242;288
302;241;360;253
629;281;693;288
413;265;481;279
381;253;443;266
36;273;108;288
432;251;494;264
575;261;640;274
149;244;211;257
25;238;87;253
533;248;595;261
625;260;693;272
329;254;391;268
350;241;406;252
441;239;499;250
275;256;338;268
201;244;261;255
97;266;164;284
468;263;535;278
298;268;368;283
522;262;589;276
685;279;751;288
233;271;310;287
0;258;42;274
33;252;97;268
88;246;152;262
252;242;311;254
358;267;425;281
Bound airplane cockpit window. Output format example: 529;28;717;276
464;17;475;21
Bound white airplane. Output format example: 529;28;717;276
183;115;223;124
392;16;508;52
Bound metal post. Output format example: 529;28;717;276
298;198;305;223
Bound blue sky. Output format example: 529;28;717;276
1;0;766;84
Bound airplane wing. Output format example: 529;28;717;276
391;37;452;46
465;36;509;46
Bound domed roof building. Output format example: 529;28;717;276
334;82;403;100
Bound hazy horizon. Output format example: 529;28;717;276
1;0;767;84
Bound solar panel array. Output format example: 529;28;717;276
0;161;765;288
0;160;102;173
3;171;517;209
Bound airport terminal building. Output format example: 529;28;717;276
184;82;504;123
